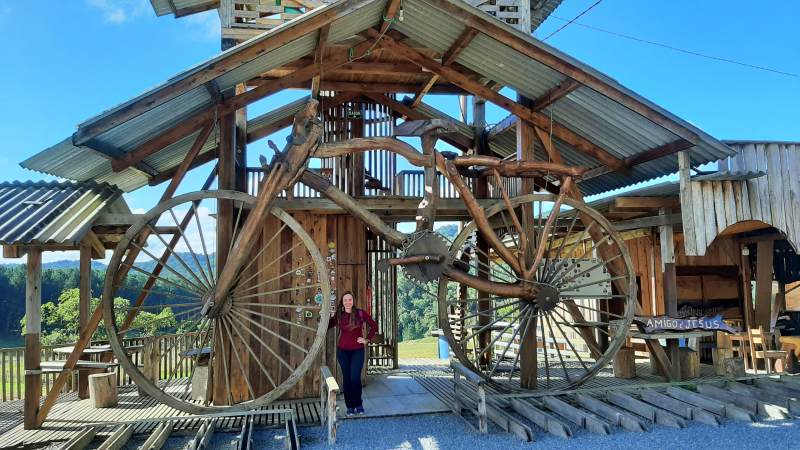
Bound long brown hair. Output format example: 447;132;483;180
336;291;360;330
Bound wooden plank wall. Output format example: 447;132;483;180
238;213;367;400
626;234;740;318
683;143;800;256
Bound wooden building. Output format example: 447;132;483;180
8;0;758;428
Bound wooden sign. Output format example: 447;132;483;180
634;315;738;334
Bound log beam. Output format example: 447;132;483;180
23;248;42;429
368;29;626;172
72;0;379;145
310;24;330;98
417;0;700;144
411;28;478;108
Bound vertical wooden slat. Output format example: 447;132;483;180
24;248;42;429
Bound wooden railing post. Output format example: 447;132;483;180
23;248;42;429
320;365;339;445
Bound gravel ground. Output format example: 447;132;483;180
249;413;800;450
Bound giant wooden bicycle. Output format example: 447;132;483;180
102;100;636;414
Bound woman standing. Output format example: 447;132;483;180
329;291;377;415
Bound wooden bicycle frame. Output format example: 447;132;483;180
208;100;587;315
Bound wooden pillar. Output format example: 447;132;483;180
677;151;697;255
213;102;237;406
78;241;92;399
234;83;248;193
755;240;774;330
659;208;680;379
24;248;42;429
473;96;493;369
740;246;755;328
516;96;537;388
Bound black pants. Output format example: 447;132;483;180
337;348;365;409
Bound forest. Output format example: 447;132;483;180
0;224;456;347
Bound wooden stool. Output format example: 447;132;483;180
191;365;209;401
612;347;636;379
88;372;118;408
678;348;699;379
723;357;745;377
712;347;733;376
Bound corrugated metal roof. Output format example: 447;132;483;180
692;171;765;181
150;0;218;17
23;0;734;196
0;181;129;246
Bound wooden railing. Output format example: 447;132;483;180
246;166;523;200
0;332;198;402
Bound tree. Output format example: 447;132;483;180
21;288;178;345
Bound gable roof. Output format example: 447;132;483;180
0;180;128;246
22;0;735;195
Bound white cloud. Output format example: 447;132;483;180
87;0;149;24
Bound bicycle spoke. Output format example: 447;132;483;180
488;305;529;377
233;241;305;293
231;223;289;289
229;308;310;355
190;200;216;285
231;305;317;332
550;308;589;370
221;316;256;402
227;311;294;372
235;261;314;296
544;313;570;383
233;283;321;301
147;222;211;291
224;314;278;389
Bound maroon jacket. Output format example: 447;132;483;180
329;309;378;350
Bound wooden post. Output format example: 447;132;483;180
740;245;755;329
24;248;42;429
477;383;488;434
612;347;636;379
660;208;680;380
213;106;237;406
235;83;248;193
677;151;697;255
77;241;92;399
517;96;538;389
755;240;774;329
472;96;494;370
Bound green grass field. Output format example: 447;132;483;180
397;336;439;359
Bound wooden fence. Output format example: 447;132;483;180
0;332;198;402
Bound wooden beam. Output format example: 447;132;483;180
625;139;695;167
531;79;580;111
411;28;479;108
148;150;217;186
112;37;382;174
755;239;774;329
72;0;381;145
613;213;682;231
362;93;473;150
24;248;42;429
3;245;24;258
311;80;466;94
368;30;627;171
379;0;403;34
310;24;330;98
272;60;424;76
612;197;682;211
419;0;700;144
78;240;91;400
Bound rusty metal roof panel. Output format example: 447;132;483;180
0;180;127;246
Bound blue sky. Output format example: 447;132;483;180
0;0;798;261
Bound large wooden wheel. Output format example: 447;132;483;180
102;190;330;414
437;193;636;392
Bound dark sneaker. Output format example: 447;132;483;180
346;408;355;416
355;406;365;415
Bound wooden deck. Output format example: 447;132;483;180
0;358;776;448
